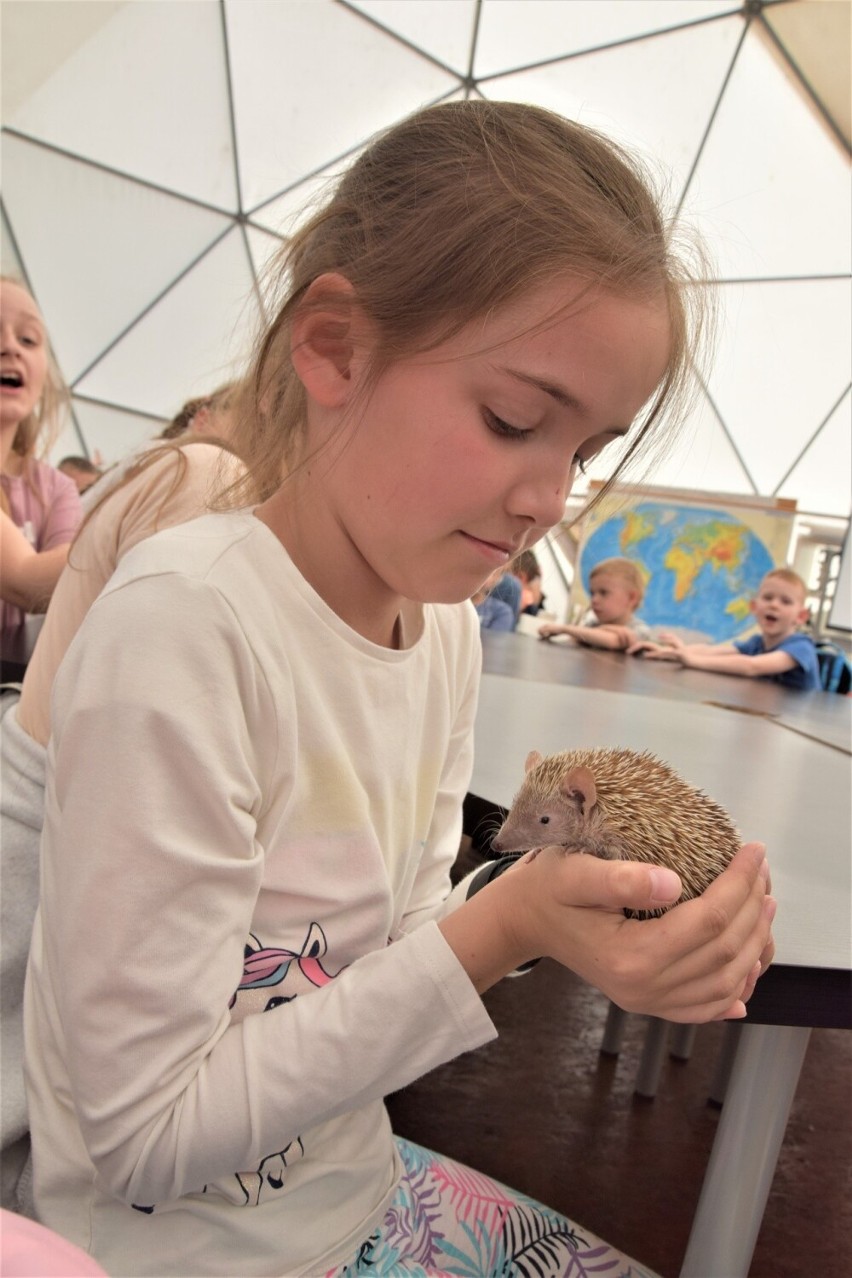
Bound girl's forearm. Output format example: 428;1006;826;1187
438;879;531;993
0;513;69;610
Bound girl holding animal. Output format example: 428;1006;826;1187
25;101;775;1277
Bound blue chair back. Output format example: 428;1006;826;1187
815;642;852;694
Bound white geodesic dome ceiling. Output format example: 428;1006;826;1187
1;0;850;519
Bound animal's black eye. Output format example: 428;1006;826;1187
540;815;550;824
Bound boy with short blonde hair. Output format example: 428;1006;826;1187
631;567;820;691
539;556;652;650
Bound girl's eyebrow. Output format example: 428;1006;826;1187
500;365;629;436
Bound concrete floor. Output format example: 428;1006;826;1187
385;845;851;1278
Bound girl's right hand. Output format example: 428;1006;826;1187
459;842;775;1022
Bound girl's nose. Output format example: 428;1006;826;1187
506;460;574;531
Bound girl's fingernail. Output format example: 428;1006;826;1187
649;867;680;904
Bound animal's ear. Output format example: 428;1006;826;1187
559;765;597;818
524;750;543;773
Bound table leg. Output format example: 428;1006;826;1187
679;1023;811;1278
634;1017;669;1098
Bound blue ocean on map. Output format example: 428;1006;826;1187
580;503;776;642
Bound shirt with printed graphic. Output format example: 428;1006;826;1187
25;510;495;1278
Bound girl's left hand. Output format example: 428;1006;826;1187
491;841;775;1022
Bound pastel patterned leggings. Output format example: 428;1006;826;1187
327;1138;657;1278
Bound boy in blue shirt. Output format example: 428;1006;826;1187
629;567;820;691
472;568;516;632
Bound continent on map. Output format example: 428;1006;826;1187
663;520;747;602
619;509;657;554
725;595;753;623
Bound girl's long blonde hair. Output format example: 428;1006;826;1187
225;100;713;510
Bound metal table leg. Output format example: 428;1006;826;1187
634;1017;669;1098
680;1023;811;1278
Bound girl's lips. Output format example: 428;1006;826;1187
461;532;512;565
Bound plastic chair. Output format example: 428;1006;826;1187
815;641;851;694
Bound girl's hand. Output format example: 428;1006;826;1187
538;623;562;640
489;842;775;1022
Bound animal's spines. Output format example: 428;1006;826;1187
521;747;741;902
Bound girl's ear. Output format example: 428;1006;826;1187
290;273;368;408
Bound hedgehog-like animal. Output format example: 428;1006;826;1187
491;747;742;918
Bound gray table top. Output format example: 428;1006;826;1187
471;673;851;974
480;630;852;754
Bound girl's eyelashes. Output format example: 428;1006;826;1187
575;433;624;474
483;409;613;475
482;408;532;440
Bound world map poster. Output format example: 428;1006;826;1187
573;488;797;643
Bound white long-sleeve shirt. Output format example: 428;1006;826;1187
25;511;496;1277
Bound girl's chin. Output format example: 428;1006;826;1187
413;582;486;608
1;403;31;429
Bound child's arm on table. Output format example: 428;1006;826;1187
439;842;775;1021
538;621;573;640
627;632;737;659
539;621;636;650
630;631;799;679
678;647;799;679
